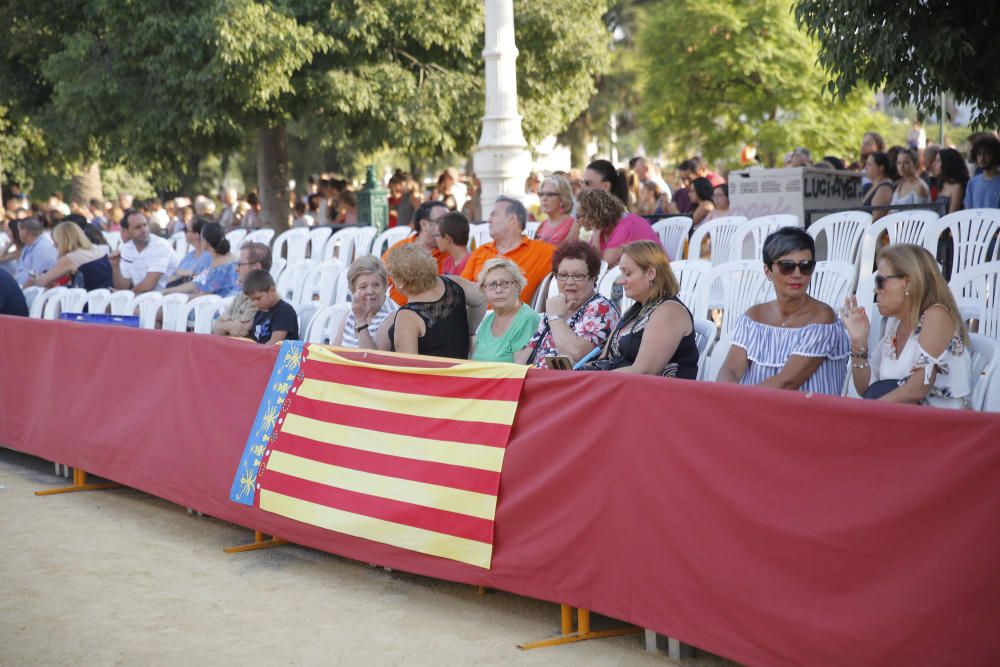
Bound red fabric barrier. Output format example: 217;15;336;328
2;315;999;667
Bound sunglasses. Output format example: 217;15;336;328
771;260;816;276
874;273;904;290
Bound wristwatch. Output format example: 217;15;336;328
548;315;562;323
355;323;369;333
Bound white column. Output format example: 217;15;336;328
473;0;533;218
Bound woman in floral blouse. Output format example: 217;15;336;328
515;241;620;368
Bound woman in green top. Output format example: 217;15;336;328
472;258;541;363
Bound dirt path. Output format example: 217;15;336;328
1;448;738;667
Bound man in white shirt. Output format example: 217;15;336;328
111;211;179;293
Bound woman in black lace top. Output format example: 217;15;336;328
377;244;486;359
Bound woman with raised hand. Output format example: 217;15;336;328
334;255;397;348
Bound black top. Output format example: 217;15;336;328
863;181;894;205
600;295;698;378
0;269;29;317
72;255;114;291
252;299;299;344
389;276;469;359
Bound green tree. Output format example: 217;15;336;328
795;0;1000;129
1;0;610;228
637;0;891;166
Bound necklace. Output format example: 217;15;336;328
777;298;807;327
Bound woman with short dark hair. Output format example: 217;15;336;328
717;227;850;393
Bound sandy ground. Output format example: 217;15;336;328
1;448;740;667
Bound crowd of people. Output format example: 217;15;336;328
2;126;995;409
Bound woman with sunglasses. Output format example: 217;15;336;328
516;241;620;368
718;227;849;393
841;244;971;408
471;258;540;363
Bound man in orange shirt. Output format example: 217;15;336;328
383;200;450;305
461;196;554;305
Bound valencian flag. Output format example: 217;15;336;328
230;341;529;569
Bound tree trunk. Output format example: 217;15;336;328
71;162;103;204
256;124;290;231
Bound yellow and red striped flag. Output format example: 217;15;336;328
230;342;529;569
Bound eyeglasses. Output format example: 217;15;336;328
874;273;904;290
483;279;515;291
555;273;589;282
539;192;561;198
771;260;816;276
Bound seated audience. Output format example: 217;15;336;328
582;241;698;377
689;177;716;227
25;221;112;290
384;200;450;305
705;183;730;222
213;242;271;337
891;148;931;207
471;258;540;363
842;244;971;408
243;269;299;344
0;266;29;316
576;188;658;269
163;222;238;297
964;135;1000;209
112;211;179;293
14;217;58;287
535;175;576;245
516;241;620;368
435;212;471;275
379;244;485;359
932;148;970;214
334;255;397;348
862;152;895;221
165;217;212;287
717;228;849;393
461;197;554;305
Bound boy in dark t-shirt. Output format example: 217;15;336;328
243;269;299;344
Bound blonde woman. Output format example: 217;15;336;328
25;221;113;290
472;258;540;363
842;244;971;408
535;175;576;245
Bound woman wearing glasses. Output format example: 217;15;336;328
718;227;849;393
471;258;540;363
516;241;620;368
535;175;577;245
841;244;971;408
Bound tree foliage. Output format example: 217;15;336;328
637;0;892;166
795;0;1000;129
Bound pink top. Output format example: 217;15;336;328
537;216;575;245
594;213;659;252
441;253;470;276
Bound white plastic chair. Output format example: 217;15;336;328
652;217;692;261
306;227;333;261
697;260;775;337
109;290;136;316
525;222;541;240
172;295;222;334
468;223;492;250
858;210;939;274
596;266;620;301
332;268;351;305
130;292;164;329
296;302;318;339
323;228;360;263
687;216;749;263
693;317;718;380
269;257;286;283
707;333;733;382
371;226;412;258
276;261;312;307
306;303;352;344
741;214;801;261
670;260;712;320
86;288;112;314
948;261;1000;340
241;228;276;248
808;261;857;310
102;231;123;252
808;211;871;264
272;228;310;266
300;260;344;306
968;333;999;412
352;227;378;258
159;293;190;331
21;285;45;311
225;229;248;250
169;231;189;261
531;273;555;313
57;288;89;316
30;287;67;319
924;209;1000;279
